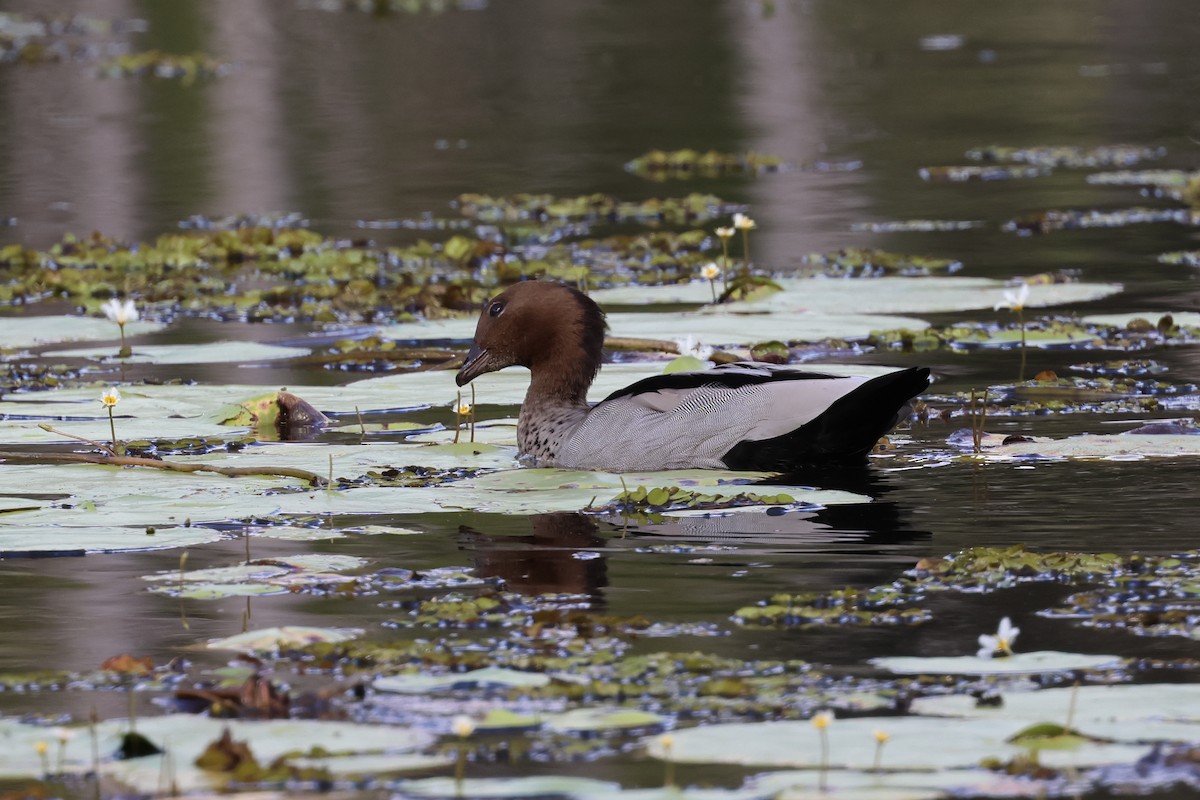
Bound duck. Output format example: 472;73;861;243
455;281;931;472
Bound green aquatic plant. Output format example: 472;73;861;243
625;148;787;179
802;247;962;277
97;49;231;82
966;144;1166;168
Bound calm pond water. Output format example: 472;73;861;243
1;0;1200;795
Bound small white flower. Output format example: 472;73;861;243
994;282;1030;312
674;335;713;362
811;710;833;730
52;726;76;744
714;226;735;239
733;213;757;231
451;714;476;737
99;387;121;408
977;616;1020;658
700;262;722;281
101;298;139;326
456;402;472;416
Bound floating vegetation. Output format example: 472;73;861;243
801;247;962;278
919;165;1046;182
849;219;984;233
966;144;1167;168
1085;169;1196;188
1158;250;1200;267
733;587;933;628
588;486;800;516
299;0;489;14
97;49;232;81
1003;207;1200;235
0;361;82;394
1068;358;1168;377
453;192;745;225
625;149;787;178
0;10;140;64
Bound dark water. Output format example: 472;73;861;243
1;0;1200;792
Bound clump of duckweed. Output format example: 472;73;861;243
734;587;933;627
97;49;231;81
453;192;745;225
1042;551;1200;640
338;465;483;489
802;247;962;277
1003;206;1199;235
589;486;801;516
849;219;984;233
920;165;1047;182
624;149;789;179
966;144;1167;168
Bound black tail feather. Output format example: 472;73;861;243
721;367;931;471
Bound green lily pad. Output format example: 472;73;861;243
206;625;363;653
643;716;1147;770
0;315;162;348
0;715;437;786
46;340;307;365
546;708;665;732
588;276;1122;315
399;776;620;799
870;651;1123;675
0;524;224;555
978;433;1200;462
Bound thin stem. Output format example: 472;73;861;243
740;229;751;278
818;727;829;791
108;406;119;454
719;239;729;291
708;278;717;304
1018;308;1027;382
453;390;462;444
470;384;476;443
37;423;116;457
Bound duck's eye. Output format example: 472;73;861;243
488;301;504;317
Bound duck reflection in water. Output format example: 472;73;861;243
460;512;609;598
461;468;927;600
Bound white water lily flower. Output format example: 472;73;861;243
977;616;1020;658
451;714;476;737
700;262;722;281
101;298;139;326
811;710;833;730
994;282;1030;312
714;226;735;239
456;402;472;416
732;212;757;231
99;387;121;408
674;335;713;362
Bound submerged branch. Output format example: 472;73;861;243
0;450;327;487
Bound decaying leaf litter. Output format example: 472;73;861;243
4;9;1200;794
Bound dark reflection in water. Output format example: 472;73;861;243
462;511;609;598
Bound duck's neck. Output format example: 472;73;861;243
524;339;598;409
516;340;599;464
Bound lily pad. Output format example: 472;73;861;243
546;708;665;732
46;340;308;365
0;524;224;556
399;777;620;799
206;625;363;653
870;651;1123;676
643;716;1148;770
0;315;162;348
0;715;437;786
588;276;1122;315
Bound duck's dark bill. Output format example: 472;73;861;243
456;343;492;386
